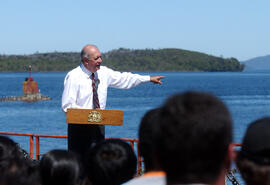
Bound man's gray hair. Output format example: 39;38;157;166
80;49;90;63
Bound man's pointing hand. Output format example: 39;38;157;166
150;76;165;85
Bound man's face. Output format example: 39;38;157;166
84;47;102;73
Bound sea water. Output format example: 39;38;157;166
1;71;270;155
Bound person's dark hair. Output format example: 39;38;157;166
84;139;137;185
39;149;80;185
0;135;19;159
0;136;29;174
236;156;270;185
236;117;270;185
0;136;40;184
154;91;232;184
139;108;161;172
0;172;39;185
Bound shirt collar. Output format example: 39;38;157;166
80;64;96;78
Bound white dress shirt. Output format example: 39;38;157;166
62;64;150;112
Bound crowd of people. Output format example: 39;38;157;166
1;91;270;185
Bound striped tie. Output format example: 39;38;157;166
91;73;100;109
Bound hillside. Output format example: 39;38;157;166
0;48;244;72
242;55;270;71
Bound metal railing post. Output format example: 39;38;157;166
136;141;143;175
29;135;34;159
36;136;40;160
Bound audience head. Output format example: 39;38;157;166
84;139;137;185
154;91;233;184
0;136;31;173
0;136;39;185
236;117;270;185
0;135;24;173
139;108;162;172
0;173;39;185
39;149;80;185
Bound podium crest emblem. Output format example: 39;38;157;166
88;111;102;123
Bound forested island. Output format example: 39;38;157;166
0;48;244;72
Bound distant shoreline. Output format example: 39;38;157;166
0;48;244;72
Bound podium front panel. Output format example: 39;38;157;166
66;108;123;126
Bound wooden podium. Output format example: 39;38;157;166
66;108;124;159
66;108;123;125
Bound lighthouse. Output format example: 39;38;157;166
23;65;39;96
0;65;51;102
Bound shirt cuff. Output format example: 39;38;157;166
144;75;151;82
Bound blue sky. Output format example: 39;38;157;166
0;0;269;61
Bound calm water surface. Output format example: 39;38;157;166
1;71;270;155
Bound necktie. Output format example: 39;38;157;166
91;73;100;109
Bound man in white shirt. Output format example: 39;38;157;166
62;44;164;159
